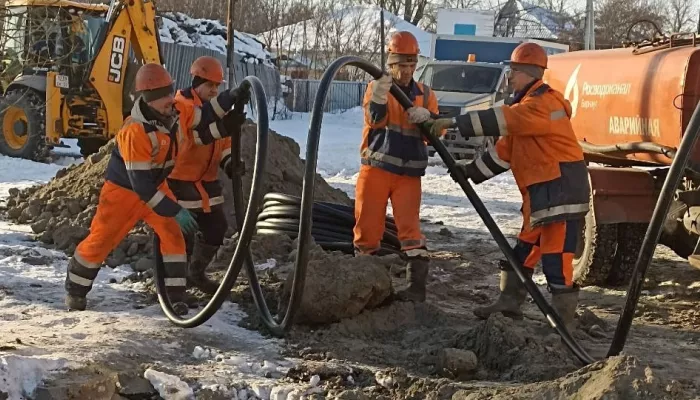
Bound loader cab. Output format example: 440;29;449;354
0;0;108;89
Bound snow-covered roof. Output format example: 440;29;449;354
158;12;274;66
497;0;575;39
260;5;434;59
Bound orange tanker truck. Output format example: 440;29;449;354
542;34;700;287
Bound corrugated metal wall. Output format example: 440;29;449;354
286;79;367;113
160;41;281;99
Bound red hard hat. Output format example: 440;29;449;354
510;42;548;69
190;56;225;84
135;63;174;91
387;31;419;55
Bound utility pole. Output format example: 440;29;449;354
584;0;595;50
380;0;386;67
226;0;237;89
697;8;700;34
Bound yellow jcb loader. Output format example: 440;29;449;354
0;0;164;160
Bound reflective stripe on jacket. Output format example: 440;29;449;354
104;97;181;218
360;79;439;177
458;80;590;226
168;88;234;213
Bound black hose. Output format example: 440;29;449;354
255;193;401;252
607;99;700;356
151;76;269;328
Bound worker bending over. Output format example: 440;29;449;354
354;31;440;302
169;56;249;294
428;43;590;330
64;64;198;315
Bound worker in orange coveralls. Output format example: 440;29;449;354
354;31;441;303
168;56;249;294
64;64;198;315
426;42;591;331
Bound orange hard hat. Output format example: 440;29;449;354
387;31;419;55
510;42;548;69
135;63;174;92
190;56;225;84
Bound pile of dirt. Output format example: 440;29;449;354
0;121;352;270
279;241;394;324
452;355;685;400
452;313;580;382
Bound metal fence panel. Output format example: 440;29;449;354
287;79;367;113
160;42;281;100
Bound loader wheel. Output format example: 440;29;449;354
77;137;108;158
572;187;619;287
0;89;48;161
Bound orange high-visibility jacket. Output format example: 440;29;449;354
104;97;181;217
168;88;237;213
361;79;439;177
456;80;591;226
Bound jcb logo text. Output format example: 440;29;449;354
108;36;126;83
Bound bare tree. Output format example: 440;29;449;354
665;0;697;32
360;0;431;26
595;0;666;46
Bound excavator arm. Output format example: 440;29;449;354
87;0;162;138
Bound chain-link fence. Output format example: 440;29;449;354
285;79;367;113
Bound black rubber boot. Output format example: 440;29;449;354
64;257;99;311
395;258;429;303
473;264;533;320
551;285;580;332
187;239;221;295
65;295;87;311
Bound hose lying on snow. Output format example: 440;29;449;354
255;192;402;255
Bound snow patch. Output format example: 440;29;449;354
144;368;194;400
0;355;70;399
159;12;274;66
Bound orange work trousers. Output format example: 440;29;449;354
513;192;579;289
353;164;425;255
67;181;187;297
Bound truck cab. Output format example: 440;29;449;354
415;59;510;160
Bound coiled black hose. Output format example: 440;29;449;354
255;192;402;255
151;75;270;328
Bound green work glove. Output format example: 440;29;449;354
174;208;199;236
422;117;455;138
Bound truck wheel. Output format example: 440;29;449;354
0;89;48;161
572;194;619;287
77;137;109;158
606;223;647;286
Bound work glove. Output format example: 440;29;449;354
229;84;251;105
407;107;431;124
422;117;455;138
222;109;247;135
370;74;393;105
174;208;199;236
449;160;487;184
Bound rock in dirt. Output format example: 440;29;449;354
453;314;579;382
280;242;393;325
436;348;478;379
3;122;351;263
452;355;687;400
